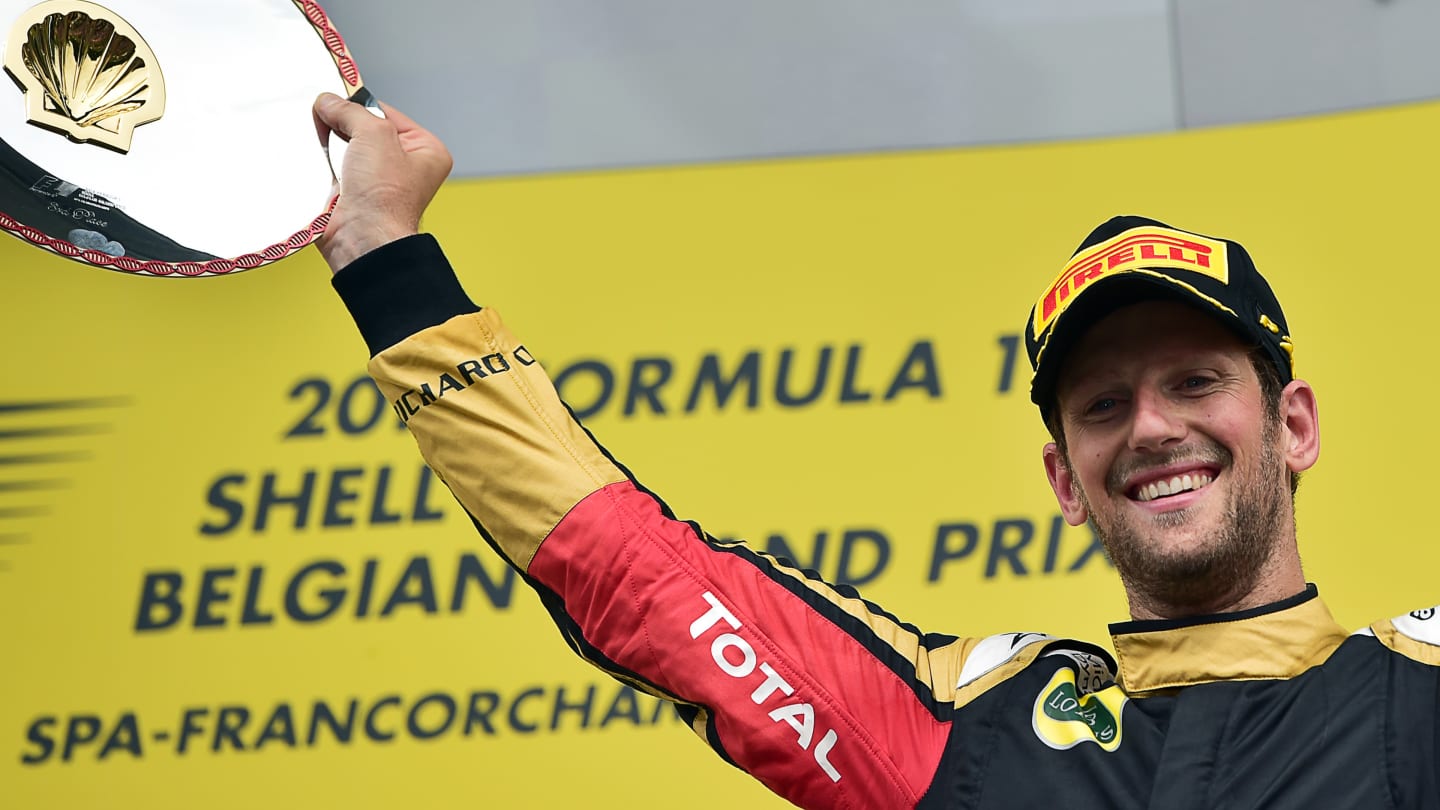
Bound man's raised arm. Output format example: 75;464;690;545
309;94;1066;809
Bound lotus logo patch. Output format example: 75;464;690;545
1032;669;1127;752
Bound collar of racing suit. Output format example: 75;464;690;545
1106;584;1350;695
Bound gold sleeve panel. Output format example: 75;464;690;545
1369;620;1440;667
368;308;628;570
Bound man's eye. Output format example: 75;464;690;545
1086;397;1117;414
1181;376;1214;390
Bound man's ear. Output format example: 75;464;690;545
1278;379;1320;474
1044;442;1089;526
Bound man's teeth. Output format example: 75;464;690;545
1135;473;1213;502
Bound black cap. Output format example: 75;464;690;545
1026;216;1294;420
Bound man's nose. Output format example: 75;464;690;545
1127;386;1185;452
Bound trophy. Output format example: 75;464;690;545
0;0;365;276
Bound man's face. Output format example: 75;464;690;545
1042;300;1299;612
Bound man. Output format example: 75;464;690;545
312;93;1440;808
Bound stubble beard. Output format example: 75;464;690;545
1076;419;1291;615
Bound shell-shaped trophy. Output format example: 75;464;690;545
0;0;366;276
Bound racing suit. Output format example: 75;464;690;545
333;235;1440;809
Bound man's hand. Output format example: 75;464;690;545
311;93;454;273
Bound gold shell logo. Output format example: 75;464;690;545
3;1;165;153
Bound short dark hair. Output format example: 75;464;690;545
1044;348;1300;495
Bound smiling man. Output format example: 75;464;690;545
314;95;1440;808
1028;216;1316;622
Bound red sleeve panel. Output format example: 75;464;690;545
531;479;950;807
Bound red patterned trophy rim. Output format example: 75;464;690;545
0;0;359;277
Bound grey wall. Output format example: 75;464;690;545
317;0;1439;178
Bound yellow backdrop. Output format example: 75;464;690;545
3;99;1438;808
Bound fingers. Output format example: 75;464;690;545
375;99;421;133
312;92;346;144
313;92;389;144
313;93;452;175
375;100;455;176
311;93;338;150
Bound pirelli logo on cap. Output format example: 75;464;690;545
1033;228;1230;336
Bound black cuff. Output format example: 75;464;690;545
331;234;481;357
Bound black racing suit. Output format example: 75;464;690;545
334;234;1440;808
